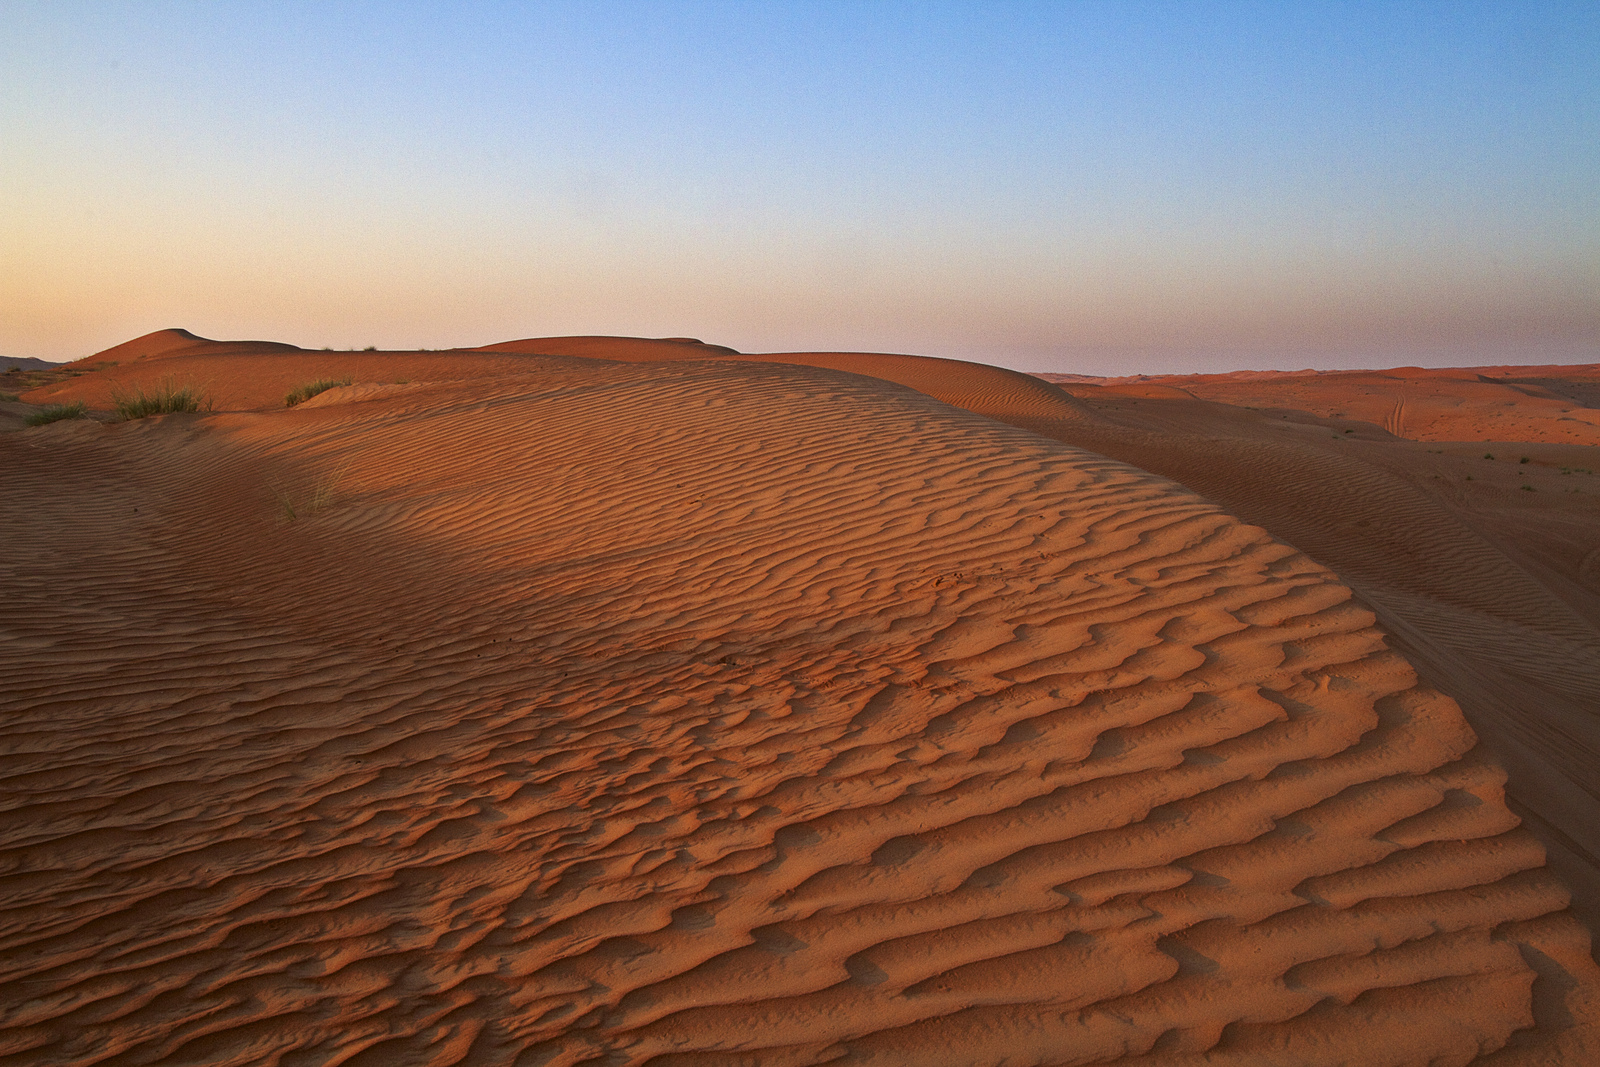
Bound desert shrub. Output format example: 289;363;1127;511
273;463;348;523
25;401;86;426
285;378;352;407
0;391;18;402
111;379;211;420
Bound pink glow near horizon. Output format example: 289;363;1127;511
2;3;1596;375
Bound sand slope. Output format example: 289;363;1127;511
1035;367;1600;445
17;333;1096;432
1014;372;1600;945
4;346;1598;1064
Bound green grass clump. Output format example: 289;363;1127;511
111;379;211;420
285;378;352;407
25;400;86;426
0;391;19;402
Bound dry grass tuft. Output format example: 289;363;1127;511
25;401;87;426
111;379;211;420
285;378;352;407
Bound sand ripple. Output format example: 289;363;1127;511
3;358;1596;1064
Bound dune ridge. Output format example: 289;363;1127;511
1036;367;1600;445
5;346;1600;1063
1005;369;1600;945
17;333;1096;435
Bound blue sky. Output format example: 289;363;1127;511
2;1;1596;372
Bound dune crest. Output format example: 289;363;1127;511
4;348;1599;1063
79;328;304;365
80;327;215;362
467;335;742;359
16;337;1095;433
1038;366;1600;445
1025;365;1600;942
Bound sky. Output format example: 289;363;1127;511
2;1;1596;374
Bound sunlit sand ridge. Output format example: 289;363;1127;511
3;336;1598;1064
1025;367;1600;942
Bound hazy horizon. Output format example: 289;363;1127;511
4;1;1596;376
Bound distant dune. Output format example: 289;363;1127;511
0;356;64;372
1037;366;1600;444
4;333;1599;1064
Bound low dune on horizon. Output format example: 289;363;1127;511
6;330;1600;1064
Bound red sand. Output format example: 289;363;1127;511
3;333;1599;1064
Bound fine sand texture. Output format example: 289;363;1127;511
1026;368;1600;942
4;335;1600;1064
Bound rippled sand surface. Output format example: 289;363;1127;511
4;336;1598;1064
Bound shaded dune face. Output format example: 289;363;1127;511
3;358;1599;1065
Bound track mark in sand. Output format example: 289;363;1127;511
2;359;1597;1065
1385;396;1409;439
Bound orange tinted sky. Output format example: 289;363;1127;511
2;2;1596;374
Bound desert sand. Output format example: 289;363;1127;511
4;331;1599;1064
1029;368;1600;942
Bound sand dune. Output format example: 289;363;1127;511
4;335;1599;1063
20;333;1095;432
467;335;741;360
1036;366;1600;445
1020;369;1600;945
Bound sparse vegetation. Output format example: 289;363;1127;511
1484;453;1494;460
285;378;352;407
0;391;18;402
25;400;86;426
1520;456;1531;464
363;345;377;351
110;379;211;420
273;464;348;522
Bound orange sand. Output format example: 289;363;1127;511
3;333;1599;1064
1031;367;1600;942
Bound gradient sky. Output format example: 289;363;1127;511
2;1;1596;373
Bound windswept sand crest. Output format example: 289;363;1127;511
467;336;742;360
19;333;1099;432
79;327;219;361
17;332;599;413
4;353;1599;1063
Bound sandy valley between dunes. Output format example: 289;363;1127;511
4;331;1600;1065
